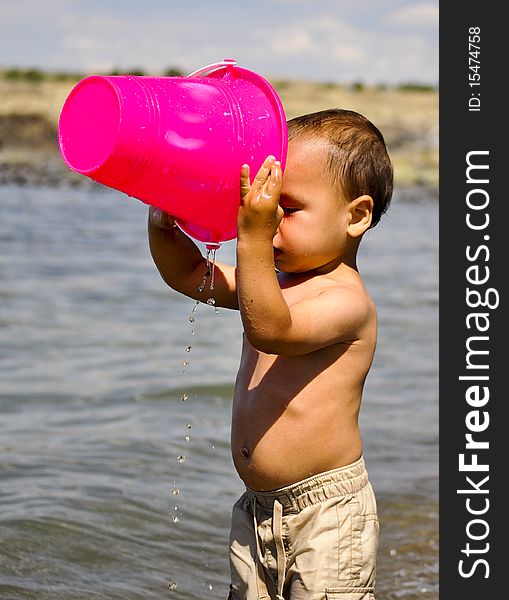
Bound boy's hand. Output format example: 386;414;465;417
237;156;283;242
148;206;178;230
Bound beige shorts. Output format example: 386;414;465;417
228;456;378;600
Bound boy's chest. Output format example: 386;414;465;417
278;274;332;306
237;333;352;395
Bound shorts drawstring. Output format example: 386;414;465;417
252;496;271;600
251;495;287;600
272;499;286;600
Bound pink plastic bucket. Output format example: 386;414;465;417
58;59;288;244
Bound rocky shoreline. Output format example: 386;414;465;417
0;157;79;187
0;156;438;206
0;156;96;187
0;79;438;190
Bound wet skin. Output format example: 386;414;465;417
231;141;377;490
231;270;376;491
148;139;377;491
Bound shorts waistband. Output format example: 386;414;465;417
245;455;368;513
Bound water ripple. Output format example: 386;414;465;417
0;186;437;598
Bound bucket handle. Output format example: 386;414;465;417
187;58;237;78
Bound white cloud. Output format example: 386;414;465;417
52;12;211;73
1;1;438;84
248;13;437;83
271;30;316;56
385;2;439;29
332;44;364;64
2;0;73;25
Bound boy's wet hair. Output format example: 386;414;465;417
287;109;393;228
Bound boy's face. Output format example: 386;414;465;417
273;138;351;273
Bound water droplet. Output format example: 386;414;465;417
185;436;190;442
189;300;200;320
183;359;190;367
168;580;177;590
390;548;397;557
206;298;215;306
209;584;213;590
171;515;179;523
197;248;219;296
176;455;186;463
171;487;180;496
185;345;192;352
186;423;192;429
180;393;188;402
209;248;217;290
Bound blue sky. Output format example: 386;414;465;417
1;0;438;84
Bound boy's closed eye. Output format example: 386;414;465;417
279;192;304;216
281;206;300;216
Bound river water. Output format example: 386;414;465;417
0;184;438;599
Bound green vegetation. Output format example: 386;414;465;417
5;68;44;82
107;67;147;76
272;79;292;91
163;67;184;77
0;68;438;91
2;68;85;82
396;82;437;92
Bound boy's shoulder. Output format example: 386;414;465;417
280;267;370;297
318;274;375;319
281;268;376;325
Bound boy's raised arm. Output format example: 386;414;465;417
148;207;238;309
236;158;371;355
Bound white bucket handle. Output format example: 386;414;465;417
187;58;237;78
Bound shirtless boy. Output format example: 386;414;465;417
148;109;393;600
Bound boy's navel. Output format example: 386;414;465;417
240;447;250;459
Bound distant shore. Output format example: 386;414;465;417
0;74;438;190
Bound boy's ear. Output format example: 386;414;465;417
347;195;374;237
